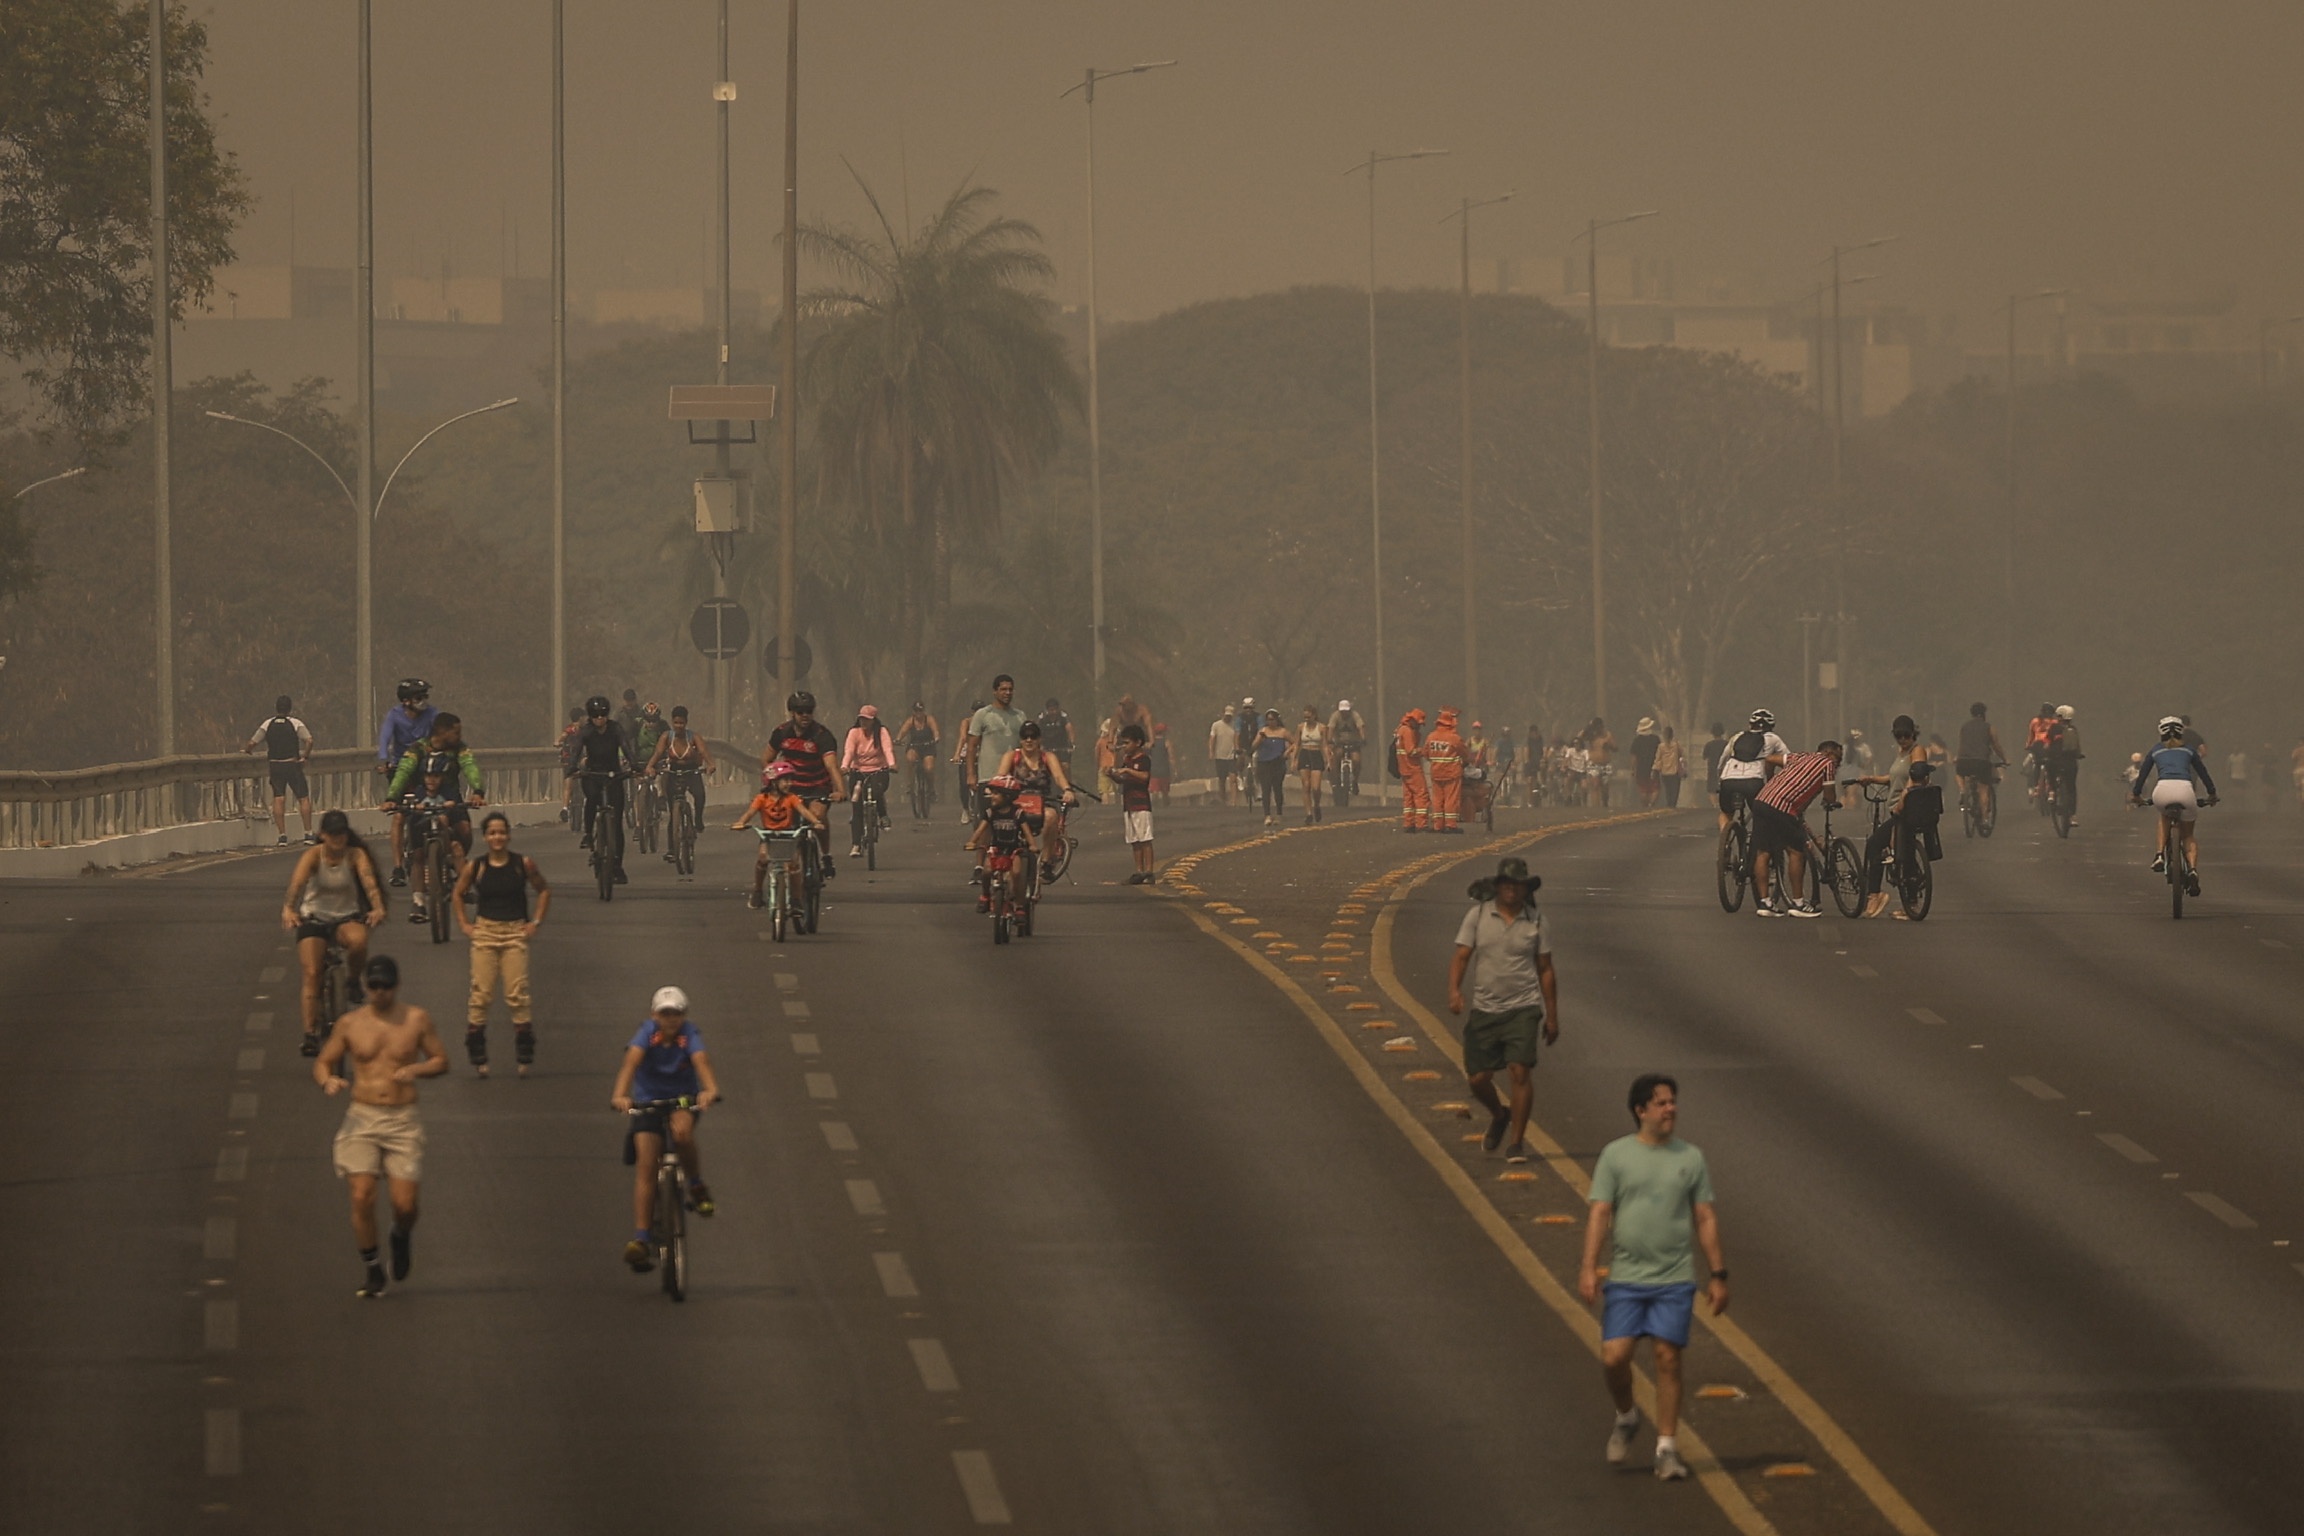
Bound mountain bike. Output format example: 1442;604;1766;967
662;771;702;875
2140;796;2210;918
579;770;626;902
1853;785;1932;920
1334;747;1361;808
986;848;1035;944
629;774;660;856
390;797;457;943
906;752;938;821
856;774;888;870
626;1097;709;1302
1717;794;1823;913
1959;765;2001;839
1824;795;1867;918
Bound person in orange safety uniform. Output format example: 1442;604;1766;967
1396;709;1431;832
1426;707;1467;834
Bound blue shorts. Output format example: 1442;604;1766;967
1601;1281;1698;1347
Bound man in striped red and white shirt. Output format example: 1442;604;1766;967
1750;740;1845;917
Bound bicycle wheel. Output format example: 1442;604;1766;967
1041;829;1070;883
992;887;1010;944
669;798;692;876
658;1163;687;1301
770;866;789;941
428;837;452;943
799;839;822;934
2051;784;2072;840
1898;835;1933;921
2170;841;2187;919
1828;838;1866;917
864;801;879;871
1715;822;1749;913
594;814;616;902
320;950;341;1024
1019;854;1038;936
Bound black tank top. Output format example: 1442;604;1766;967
474;853;530;922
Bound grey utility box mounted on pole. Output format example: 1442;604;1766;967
670;383;776;738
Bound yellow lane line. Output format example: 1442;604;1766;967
1365;818;1941;1536
1164;861;1776;1536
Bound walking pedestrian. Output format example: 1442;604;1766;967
241;694;316;844
451;811;551;1076
1393;709;1431;831
1249;708;1293;826
1579;1073;1729;1482
315;955;448;1299
1631;717;1663;808
1654;726;1685;808
1295;705;1329;823
1426;707;1466;833
1111;723;1157;882
1208;706;1240;807
1446;856;1557;1163
1235;697;1259;803
1585;718;1618;808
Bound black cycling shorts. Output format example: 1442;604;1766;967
624;1103;702;1163
1716;777;1761;816
294;915;359;945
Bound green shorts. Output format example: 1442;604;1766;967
1463;1005;1545;1075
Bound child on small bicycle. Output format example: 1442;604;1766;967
964;774;1037;913
732;760;826;910
610;985;720;1272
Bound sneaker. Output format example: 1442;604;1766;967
304;832;320;845
579;835;592;850
622;1239;655;1273
1755;901;1784;918
747;890;765;910
976;895;991;913
613;865;628;885
690;1183;716;1217
300;1028;323;1057
558;808;569;822
357;1262;390;1299
388;1226;413;1281
1862;892;1892;919
1787;901;1823;918
276;833;289;846
1655;1447;1690;1482
389;868;407;888
1482;1111;1511;1153
1606;1408;1642;1464
822;861;837;881
2185;871;2200;897
2151;852;2166;873
1504;1143;1531;1165
407;904;429;924
663;850;677;862
848;845;863;858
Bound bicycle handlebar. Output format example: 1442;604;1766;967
626;1096;717;1114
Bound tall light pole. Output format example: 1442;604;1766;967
2259;314;2304;395
776;0;800;739
1823;235;1897;745
1575;210;1656;726
148;0;174;756
708;0;736;742
1062;59;1175;711
551;0;566;739
1440;191;1512;718
1347;148;1448;799
2002;287;2069;705
355;0;376;739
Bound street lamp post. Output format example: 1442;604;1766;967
148;0;174;756
777;0;800;743
551;0;566;739
207;400;518;735
1347;148;1448;800
2259;314;2304;395
355;0;376;735
1575;210;1656;726
1440;192;1512;718
1062;60;1175;712
1823;235;1898;745
2002;287;2070;705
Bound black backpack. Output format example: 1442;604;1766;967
1386;736;1403;780
263;715;300;760
1730;729;1767;763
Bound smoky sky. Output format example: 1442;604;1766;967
195;0;2304;337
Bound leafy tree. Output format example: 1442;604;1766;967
798;179;1081;701
0;0;248;437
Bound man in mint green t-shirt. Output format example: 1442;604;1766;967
1578;1073;1730;1483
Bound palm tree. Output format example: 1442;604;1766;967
799;177;1081;702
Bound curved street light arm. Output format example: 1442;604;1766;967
10;465;87;501
1439;191;1516;225
372;398;519;523
203;411;359;516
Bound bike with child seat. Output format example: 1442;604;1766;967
1837;785;1933;920
626;1097;710;1301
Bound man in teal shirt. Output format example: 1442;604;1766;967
1579;1073;1730;1483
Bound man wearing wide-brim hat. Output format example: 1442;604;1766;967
1448;855;1558;1164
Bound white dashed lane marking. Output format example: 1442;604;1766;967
790;1033;820;1055
804;1073;838;1100
774;972;798;990
228;1094;258;1120
235;1049;264;1072
820;1121;858;1152
951;1450;1013;1525
204;1300;238;1351
873;1252;920;1297
203;1217;236;1261
909;1339;962;1392
783;1000;812;1018
1907;1007;1945;1025
243;1012;272;1034
2011;1077;2064;1101
204;1409;241;1476
846;1179;886;1217
2097;1134;2160;1164
1849;964;1879;979
2186;1192;2258;1229
257;968;284;984
213;1148;248;1183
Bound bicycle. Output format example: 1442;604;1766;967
629;774;661;856
906;752;938;821
1850;784;1932;920
2140;796;2210;918
986;847;1035;944
1037;787;1095;883
390;796;457;944
754;829;809;941
1716;793;1824;913
626;1097;708;1302
1334;747;1361;808
1959;764;2001;840
579;770;627;902
856;774;887;870
2039;762;2076;840
1465;765;1496;832
661;770;703;876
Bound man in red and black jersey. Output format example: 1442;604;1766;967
1749;740;1844;918
762;691;848;875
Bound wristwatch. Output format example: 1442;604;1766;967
1710;1269;1730;1282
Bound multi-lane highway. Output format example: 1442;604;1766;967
2;790;2297;1534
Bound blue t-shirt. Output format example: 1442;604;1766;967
628;1020;706;1101
378;704;439;766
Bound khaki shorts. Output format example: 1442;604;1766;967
333;1100;425;1182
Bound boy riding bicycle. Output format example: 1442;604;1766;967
610;985;721;1272
964;775;1038;913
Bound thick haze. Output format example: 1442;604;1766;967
197;0;2304;329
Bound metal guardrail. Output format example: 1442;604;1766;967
0;740;755;851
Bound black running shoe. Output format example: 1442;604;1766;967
1483;1111;1511;1153
389;1226;412;1281
389;868;407;888
613;864;628;885
357;1263;389;1299
300;1029;323;1058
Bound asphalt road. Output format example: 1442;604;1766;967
3;787;2296;1534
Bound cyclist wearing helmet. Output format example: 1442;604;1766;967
2130;716;2218;893
731;760;826;909
610;985;721;1271
384;712;483;916
376;680;437;885
964;774;1037;913
762;691;847;879
2044;705;2084;826
567;695;642;884
1954;702;2007;826
1716;709;1787;830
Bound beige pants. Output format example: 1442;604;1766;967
467;917;532;1025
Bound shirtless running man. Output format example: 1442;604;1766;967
314;955;448;1298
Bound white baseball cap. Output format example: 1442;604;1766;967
1337;699;1352;711
650;985;690;1014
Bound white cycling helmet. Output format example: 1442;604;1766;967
2055;705;2074;720
1337;699;1352;712
650;985;690;1015
1748;709;1775;730
2156;715;2184;737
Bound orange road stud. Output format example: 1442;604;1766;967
1253;930;1282;939
1345;1002;1378;1010
1695;1386;1747;1402
1359;1019;1394;1030
1499;1170;1538;1183
1461;1133;1485;1143
1380;1037;1416;1052
1431;1102;1472;1117
1534;1214;1576;1225
1403;1069;1441;1082
1763;1463;1817;1479
1287;955;1317;963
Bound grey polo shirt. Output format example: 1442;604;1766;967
1452;899;1552;1014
